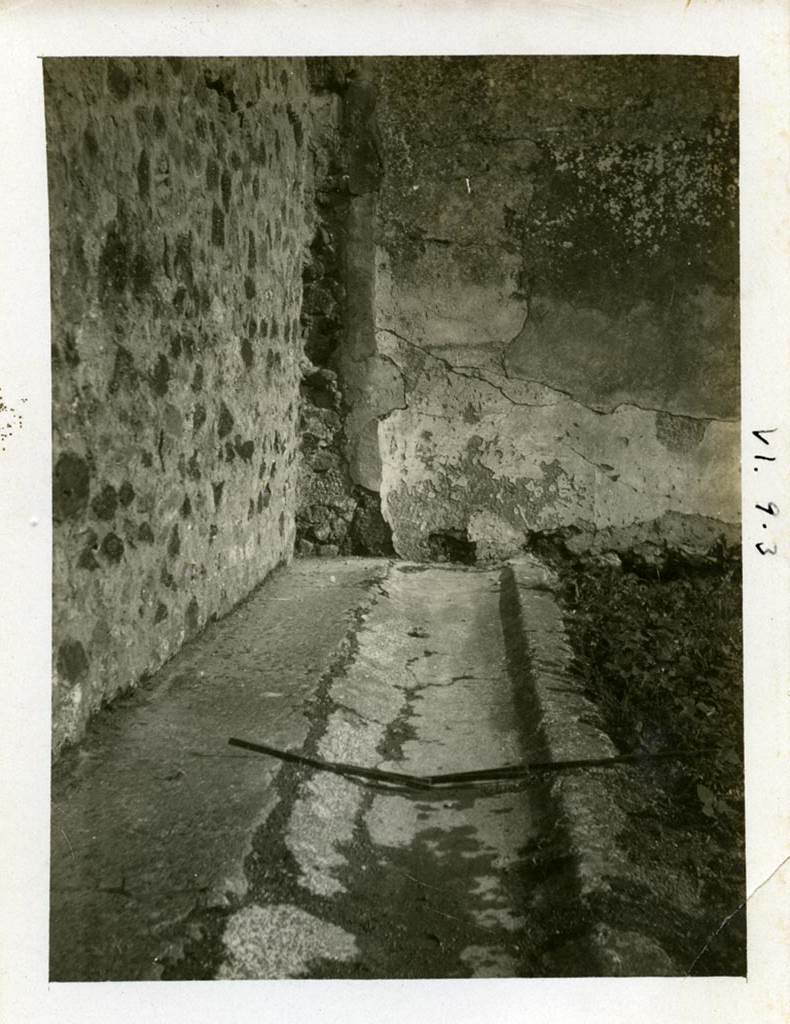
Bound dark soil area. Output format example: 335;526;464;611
551;547;745;974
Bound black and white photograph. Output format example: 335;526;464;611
45;49;745;980
1;2;788;1022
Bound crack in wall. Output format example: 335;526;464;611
332;59;736;557
376;326;565;411
378;326;735;424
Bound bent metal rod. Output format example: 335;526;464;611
227;736;713;792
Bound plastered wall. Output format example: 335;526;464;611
357;56;740;560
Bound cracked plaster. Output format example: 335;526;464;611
375;324;738;561
362;56;739;559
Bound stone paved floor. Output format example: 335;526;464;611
50;558;553;980
50;558;388;981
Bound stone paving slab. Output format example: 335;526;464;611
218;563;547;979
50;558;388;981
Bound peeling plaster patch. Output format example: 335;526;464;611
218;903;358;979
655;409;709;453
378;335;739;561
382;446;583;562
467;510;525;562
377;292;737;562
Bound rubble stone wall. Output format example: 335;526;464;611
47;57;315;754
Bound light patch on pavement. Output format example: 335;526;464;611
318;707;385;764
365;791;535;858
284;630;393;897
285;771;361;896
282;580;425;898
218;903;358;979
460;944;520;977
474;905;526;932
